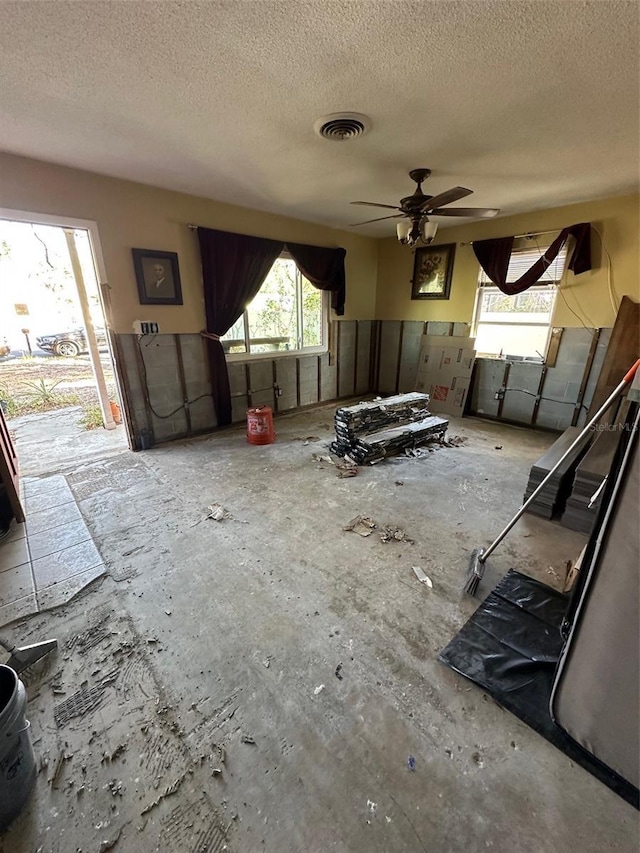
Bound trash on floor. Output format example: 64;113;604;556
336;458;358;478
343;516;376;537
313;684;325;695
407;755;416;771
442;435;468;447
379;525;414;544
335;663;343;680
206;503;233;522
311;453;334;467
337;467;358;478
412;566;433;588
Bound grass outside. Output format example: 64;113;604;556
0;355;118;427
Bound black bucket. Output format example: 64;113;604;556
0;664;36;830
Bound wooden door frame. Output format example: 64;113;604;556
0;405;24;523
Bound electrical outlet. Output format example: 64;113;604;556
133;321;160;335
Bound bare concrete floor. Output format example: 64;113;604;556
1;405;637;852
9;406;128;477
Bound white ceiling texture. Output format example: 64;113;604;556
1;1;638;236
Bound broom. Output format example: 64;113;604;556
465;359;640;596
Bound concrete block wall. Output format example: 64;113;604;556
115;320;375;447
468;327;612;431
371;320;611;433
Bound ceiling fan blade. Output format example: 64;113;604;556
350;201;402;210
431;207;500;218
351;214;406;226
419;186;473;212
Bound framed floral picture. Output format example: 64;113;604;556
411;243;456;300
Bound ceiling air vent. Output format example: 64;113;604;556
314;113;371;141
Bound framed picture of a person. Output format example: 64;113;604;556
132;249;183;305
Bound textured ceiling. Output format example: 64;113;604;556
1;1;638;236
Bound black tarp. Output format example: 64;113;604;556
439;569;639;807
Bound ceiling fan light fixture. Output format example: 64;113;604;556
396;218;438;247
396;221;411;243
422;220;438;243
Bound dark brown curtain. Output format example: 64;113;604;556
285;242;346;315
198;227;284;425
473;222;591;296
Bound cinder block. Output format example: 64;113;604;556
338;321;356;397
189;396;216;431
232;397;249;423
398;321;423;393
535;399;574;431
249;361;273;394
319;353;337;401
377;321;401;394
299;357;319;406
469;359;503;417
355;321;372;395
227;363;247;396
426;321;451;336
453;322;470;337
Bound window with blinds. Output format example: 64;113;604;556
473;244;567;360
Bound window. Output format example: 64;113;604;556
221;255;327;357
472;244;567;360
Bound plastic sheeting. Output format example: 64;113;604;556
439;569;638;807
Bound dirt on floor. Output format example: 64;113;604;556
1;406;636;853
0;355;118;419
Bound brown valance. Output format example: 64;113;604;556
473;223;592;295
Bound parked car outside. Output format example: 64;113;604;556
35;327;108;357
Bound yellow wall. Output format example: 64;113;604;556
1;151;637;335
0;153;378;332
376;193;640;328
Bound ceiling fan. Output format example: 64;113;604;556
350;168;500;246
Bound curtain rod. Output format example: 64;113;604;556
187;223;198;230
461;228;565;247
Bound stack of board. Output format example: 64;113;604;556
561;419;624;534
331;392;448;463
523;427;592;519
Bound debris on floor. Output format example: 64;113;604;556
442;435;468;447
335;663;343;680
330;393;448;463
407;755;416;771
379;525;414;544
343;516;376;537
471;751;485;768
337;467;358;478
412;566;433;588
99;826;124;852
141;770;189;815
311;453;334;467
206;503;233;521
313;684;325;695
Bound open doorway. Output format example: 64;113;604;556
0;215;129;478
